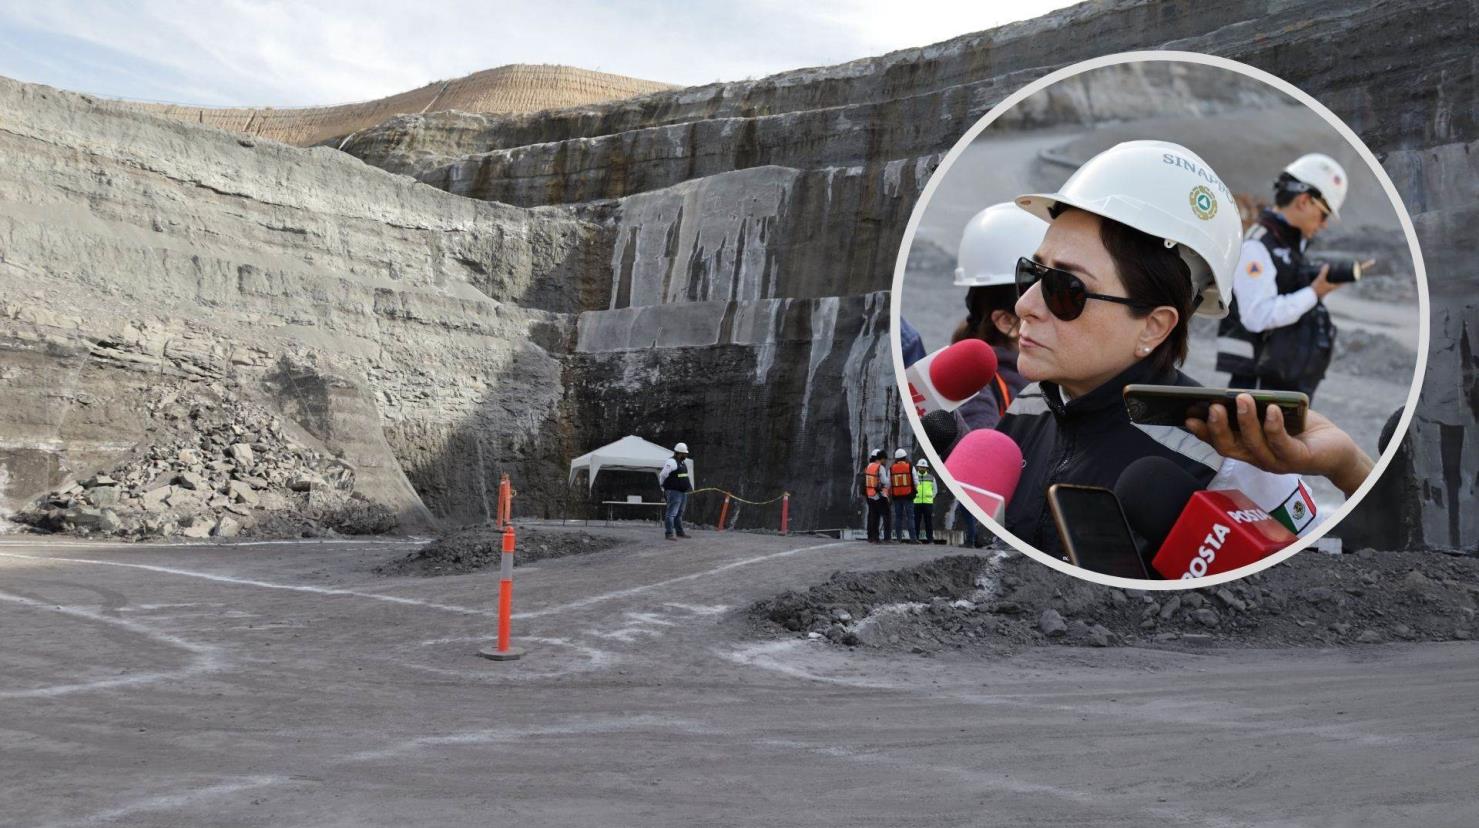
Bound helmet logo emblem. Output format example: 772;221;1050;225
1189;185;1217;220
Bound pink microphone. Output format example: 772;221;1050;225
943;429;1022;523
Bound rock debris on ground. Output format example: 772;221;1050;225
751;549;1479;654
376;524;627;576
14;380;396;541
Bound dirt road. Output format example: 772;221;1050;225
2;527;1475;826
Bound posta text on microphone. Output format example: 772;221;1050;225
905;339;998;418
1150;489;1296;579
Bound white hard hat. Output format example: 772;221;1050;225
894;449;908;459
869;448;883;459
1283;153;1348;218
954;203;1050;287
1016;140;1243;319
915;458;929;469
674;442;689;453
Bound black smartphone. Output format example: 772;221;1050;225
1046;484;1151;580
1123;384;1308;436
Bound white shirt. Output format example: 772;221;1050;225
1231;238;1318;333
657;458;679;486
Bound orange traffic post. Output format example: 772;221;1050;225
479;525;525;661
780;492;790;535
496;474;511;528
717;493;731;531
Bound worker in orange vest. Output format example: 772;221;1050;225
889;449;917;542
862;448;891;543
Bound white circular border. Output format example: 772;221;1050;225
890;50;1431;592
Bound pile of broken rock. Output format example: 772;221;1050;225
16;383;385;540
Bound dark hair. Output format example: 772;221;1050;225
1273;171;1319;209
1050;204;1193;376
951;285;1019;346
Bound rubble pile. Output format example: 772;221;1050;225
376;524;627;576
15;382;396;540
752;550;1479;655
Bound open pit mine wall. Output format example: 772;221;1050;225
0;77;618;530
0;76;907;532
344;0;1477;549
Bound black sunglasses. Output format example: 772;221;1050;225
1015;257;1154;322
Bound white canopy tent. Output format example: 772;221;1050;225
568;435;695;492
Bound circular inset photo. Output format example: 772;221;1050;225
893;52;1428;589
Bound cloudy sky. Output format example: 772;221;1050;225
0;1;1079;106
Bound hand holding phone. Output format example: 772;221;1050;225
1185;395;1375;498
1124;384;1308;436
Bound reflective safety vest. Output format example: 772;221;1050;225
913;475;935;505
864;461;885;499
889;460;914;498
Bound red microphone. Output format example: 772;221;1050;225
905;339;998;417
943;429;1021;523
1150;489;1296;579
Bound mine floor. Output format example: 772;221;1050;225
2;526;1476;826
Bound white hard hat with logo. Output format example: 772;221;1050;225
954;203;1050;287
915;458;929;469
1283;153;1348;218
1015;140;1244;319
674;442;689;453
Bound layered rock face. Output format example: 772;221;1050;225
2;0;1474;545
343;0;1474;549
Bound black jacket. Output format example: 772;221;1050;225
1216;210;1344;381
994;358;1225;561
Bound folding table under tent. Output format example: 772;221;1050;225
567;435;695;525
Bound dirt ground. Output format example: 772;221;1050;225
5;527;1479;826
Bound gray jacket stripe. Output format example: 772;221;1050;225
1133;424;1225;472
1005;383;1050;416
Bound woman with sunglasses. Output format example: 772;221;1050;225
990;140;1321;563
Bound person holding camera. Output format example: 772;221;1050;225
1215;153;1375;403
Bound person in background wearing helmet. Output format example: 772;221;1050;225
912;458;937;544
993;140;1322;563
862;448;891;543
951;203;1049;432
658;442;692;541
1215;153;1375;402
889;448;917;542
948;203;1048;547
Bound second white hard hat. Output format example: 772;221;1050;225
1283;153;1348;218
674;442;689;453
1016;140;1244;319
894;449;908;459
954;203;1050;288
915;458;929;468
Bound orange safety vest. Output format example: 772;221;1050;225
993;374;1013;411
890;460;915;498
864;461;884;498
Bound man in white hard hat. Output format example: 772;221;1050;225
911;458;937;544
1216;153;1374;402
888;448;917;542
658;442;692;540
861;448;891;543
